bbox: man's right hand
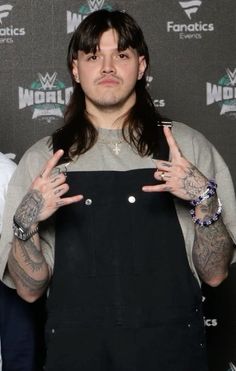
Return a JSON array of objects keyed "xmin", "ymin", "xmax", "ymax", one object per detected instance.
[{"xmin": 14, "ymin": 149, "xmax": 83, "ymax": 230}]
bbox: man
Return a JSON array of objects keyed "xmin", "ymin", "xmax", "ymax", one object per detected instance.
[{"xmin": 0, "ymin": 9, "xmax": 236, "ymax": 371}]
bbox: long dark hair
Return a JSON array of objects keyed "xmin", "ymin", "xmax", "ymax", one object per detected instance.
[{"xmin": 52, "ymin": 9, "xmax": 166, "ymax": 161}]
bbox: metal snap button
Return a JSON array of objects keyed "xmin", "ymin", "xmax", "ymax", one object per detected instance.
[
  {"xmin": 128, "ymin": 196, "xmax": 136, "ymax": 203},
  {"xmin": 85, "ymin": 198, "xmax": 92, "ymax": 205}
]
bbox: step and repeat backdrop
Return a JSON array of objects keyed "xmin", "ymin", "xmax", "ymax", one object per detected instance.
[{"xmin": 0, "ymin": 1, "xmax": 235, "ymax": 370}]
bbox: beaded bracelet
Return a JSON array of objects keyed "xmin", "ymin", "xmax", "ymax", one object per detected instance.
[
  {"xmin": 190, "ymin": 179, "xmax": 217, "ymax": 207},
  {"xmin": 190, "ymin": 198, "xmax": 222, "ymax": 227}
]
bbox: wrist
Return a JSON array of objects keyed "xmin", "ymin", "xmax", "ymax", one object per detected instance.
[
  {"xmin": 13, "ymin": 216, "xmax": 39, "ymax": 241},
  {"xmin": 190, "ymin": 197, "xmax": 222, "ymax": 227},
  {"xmin": 190, "ymin": 179, "xmax": 217, "ymax": 207},
  {"xmin": 189, "ymin": 180, "xmax": 223, "ymax": 227}
]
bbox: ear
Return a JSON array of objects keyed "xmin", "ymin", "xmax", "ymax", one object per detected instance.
[
  {"xmin": 137, "ymin": 56, "xmax": 147, "ymax": 80},
  {"xmin": 72, "ymin": 59, "xmax": 80, "ymax": 83}
]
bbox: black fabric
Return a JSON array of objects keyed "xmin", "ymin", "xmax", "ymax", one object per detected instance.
[
  {"xmin": 45, "ymin": 168, "xmax": 207, "ymax": 371},
  {"xmin": 0, "ymin": 281, "xmax": 46, "ymax": 371}
]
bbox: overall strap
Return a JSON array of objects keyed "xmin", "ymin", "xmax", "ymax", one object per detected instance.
[{"xmin": 152, "ymin": 120, "xmax": 172, "ymax": 161}]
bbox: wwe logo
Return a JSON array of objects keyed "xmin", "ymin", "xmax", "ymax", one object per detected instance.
[
  {"xmin": 0, "ymin": 4, "xmax": 13, "ymax": 24},
  {"xmin": 229, "ymin": 362, "xmax": 236, "ymax": 371},
  {"xmin": 179, "ymin": 0, "xmax": 202, "ymax": 20},
  {"xmin": 88, "ymin": 0, "xmax": 105, "ymax": 12},
  {"xmin": 226, "ymin": 68, "xmax": 236, "ymax": 86},
  {"xmin": 38, "ymin": 72, "xmax": 57, "ymax": 90}
]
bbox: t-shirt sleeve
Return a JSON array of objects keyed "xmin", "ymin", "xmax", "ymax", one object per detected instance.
[{"xmin": 0, "ymin": 139, "xmax": 55, "ymax": 288}]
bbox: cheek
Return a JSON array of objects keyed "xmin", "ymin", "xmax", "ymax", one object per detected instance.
[
  {"xmin": 122, "ymin": 67, "xmax": 139, "ymax": 84},
  {"xmin": 78, "ymin": 68, "xmax": 95, "ymax": 85},
  {"xmin": 121, "ymin": 63, "xmax": 139, "ymax": 77}
]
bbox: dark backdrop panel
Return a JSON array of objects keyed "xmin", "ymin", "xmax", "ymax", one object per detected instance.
[{"xmin": 0, "ymin": 1, "xmax": 235, "ymax": 370}]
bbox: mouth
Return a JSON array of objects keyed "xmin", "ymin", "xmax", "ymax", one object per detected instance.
[{"xmin": 97, "ymin": 78, "xmax": 120, "ymax": 85}]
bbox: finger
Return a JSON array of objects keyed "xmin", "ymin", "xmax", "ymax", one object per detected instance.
[
  {"xmin": 53, "ymin": 183, "xmax": 69, "ymax": 197},
  {"xmin": 155, "ymin": 160, "xmax": 172, "ymax": 171},
  {"xmin": 154, "ymin": 170, "xmax": 171, "ymax": 182},
  {"xmin": 50, "ymin": 172, "xmax": 67, "ymax": 186},
  {"xmin": 163, "ymin": 126, "xmax": 183, "ymax": 160},
  {"xmin": 40, "ymin": 150, "xmax": 64, "ymax": 178},
  {"xmin": 142, "ymin": 184, "xmax": 169, "ymax": 193},
  {"xmin": 56, "ymin": 194, "xmax": 83, "ymax": 207}
]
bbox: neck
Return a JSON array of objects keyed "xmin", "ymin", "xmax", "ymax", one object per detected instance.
[{"xmin": 85, "ymin": 97, "xmax": 135, "ymax": 130}]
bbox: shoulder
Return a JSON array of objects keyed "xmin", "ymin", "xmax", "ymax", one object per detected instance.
[
  {"xmin": 11, "ymin": 136, "xmax": 53, "ymax": 186},
  {"xmin": 171, "ymin": 121, "xmax": 217, "ymax": 164},
  {"xmin": 19, "ymin": 136, "xmax": 52, "ymax": 171},
  {"xmin": 171, "ymin": 121, "xmax": 210, "ymax": 149},
  {"xmin": 171, "ymin": 121, "xmax": 232, "ymax": 179},
  {"xmin": 23, "ymin": 136, "xmax": 52, "ymax": 159}
]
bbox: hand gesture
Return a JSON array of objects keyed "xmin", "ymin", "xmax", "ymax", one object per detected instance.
[
  {"xmin": 142, "ymin": 126, "xmax": 208, "ymax": 201},
  {"xmin": 14, "ymin": 150, "xmax": 83, "ymax": 229}
]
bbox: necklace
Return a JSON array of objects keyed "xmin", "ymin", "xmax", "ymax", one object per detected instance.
[{"xmin": 98, "ymin": 137, "xmax": 125, "ymax": 155}]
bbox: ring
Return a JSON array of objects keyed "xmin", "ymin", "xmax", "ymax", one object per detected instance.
[{"xmin": 160, "ymin": 171, "xmax": 165, "ymax": 181}]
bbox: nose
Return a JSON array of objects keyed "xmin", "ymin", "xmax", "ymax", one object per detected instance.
[{"xmin": 101, "ymin": 55, "xmax": 115, "ymax": 74}]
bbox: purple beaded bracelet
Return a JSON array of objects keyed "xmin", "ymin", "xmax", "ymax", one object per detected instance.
[{"xmin": 190, "ymin": 198, "xmax": 222, "ymax": 227}]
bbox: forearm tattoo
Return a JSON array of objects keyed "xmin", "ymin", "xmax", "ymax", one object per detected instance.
[
  {"xmin": 8, "ymin": 238, "xmax": 49, "ymax": 292},
  {"xmin": 193, "ymin": 197, "xmax": 233, "ymax": 282},
  {"xmin": 15, "ymin": 190, "xmax": 44, "ymax": 229}
]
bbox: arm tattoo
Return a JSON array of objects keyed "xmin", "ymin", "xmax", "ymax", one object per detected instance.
[
  {"xmin": 15, "ymin": 190, "xmax": 44, "ymax": 229},
  {"xmin": 8, "ymin": 238, "xmax": 50, "ymax": 293},
  {"xmin": 8, "ymin": 248, "xmax": 49, "ymax": 292},
  {"xmin": 18, "ymin": 239, "xmax": 45, "ymax": 273},
  {"xmin": 193, "ymin": 197, "xmax": 233, "ymax": 283}
]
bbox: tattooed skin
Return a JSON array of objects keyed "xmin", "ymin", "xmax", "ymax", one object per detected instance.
[
  {"xmin": 14, "ymin": 190, "xmax": 44, "ymax": 230},
  {"xmin": 181, "ymin": 165, "xmax": 208, "ymax": 200},
  {"xmin": 8, "ymin": 243, "xmax": 49, "ymax": 292},
  {"xmin": 18, "ymin": 238, "xmax": 45, "ymax": 272},
  {"xmin": 193, "ymin": 196, "xmax": 233, "ymax": 284}
]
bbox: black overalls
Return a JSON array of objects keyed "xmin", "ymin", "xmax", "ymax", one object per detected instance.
[{"xmin": 45, "ymin": 146, "xmax": 208, "ymax": 370}]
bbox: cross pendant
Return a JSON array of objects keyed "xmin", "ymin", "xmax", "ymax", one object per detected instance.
[{"xmin": 113, "ymin": 143, "xmax": 121, "ymax": 155}]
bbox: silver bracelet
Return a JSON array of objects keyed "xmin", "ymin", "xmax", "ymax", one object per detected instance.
[{"xmin": 13, "ymin": 216, "xmax": 39, "ymax": 241}]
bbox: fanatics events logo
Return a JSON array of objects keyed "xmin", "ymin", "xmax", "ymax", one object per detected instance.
[
  {"xmin": 18, "ymin": 72, "xmax": 73, "ymax": 123},
  {"xmin": 0, "ymin": 3, "xmax": 12, "ymax": 23},
  {"xmin": 0, "ymin": 3, "xmax": 25, "ymax": 43},
  {"xmin": 67, "ymin": 0, "xmax": 112, "ymax": 34},
  {"xmin": 167, "ymin": 0, "xmax": 214, "ymax": 39},
  {"xmin": 206, "ymin": 68, "xmax": 236, "ymax": 119},
  {"xmin": 178, "ymin": 0, "xmax": 202, "ymax": 20}
]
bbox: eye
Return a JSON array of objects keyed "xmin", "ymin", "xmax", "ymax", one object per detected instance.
[
  {"xmin": 87, "ymin": 55, "xmax": 98, "ymax": 61},
  {"xmin": 118, "ymin": 53, "xmax": 128, "ymax": 59}
]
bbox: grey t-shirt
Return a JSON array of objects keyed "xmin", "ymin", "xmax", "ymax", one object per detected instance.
[{"xmin": 0, "ymin": 121, "xmax": 236, "ymax": 288}]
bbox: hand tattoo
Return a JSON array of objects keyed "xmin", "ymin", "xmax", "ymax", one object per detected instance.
[
  {"xmin": 181, "ymin": 165, "xmax": 208, "ymax": 199},
  {"xmin": 15, "ymin": 190, "xmax": 44, "ymax": 230}
]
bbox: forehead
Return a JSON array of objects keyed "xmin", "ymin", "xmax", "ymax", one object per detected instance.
[{"xmin": 97, "ymin": 29, "xmax": 119, "ymax": 50}]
